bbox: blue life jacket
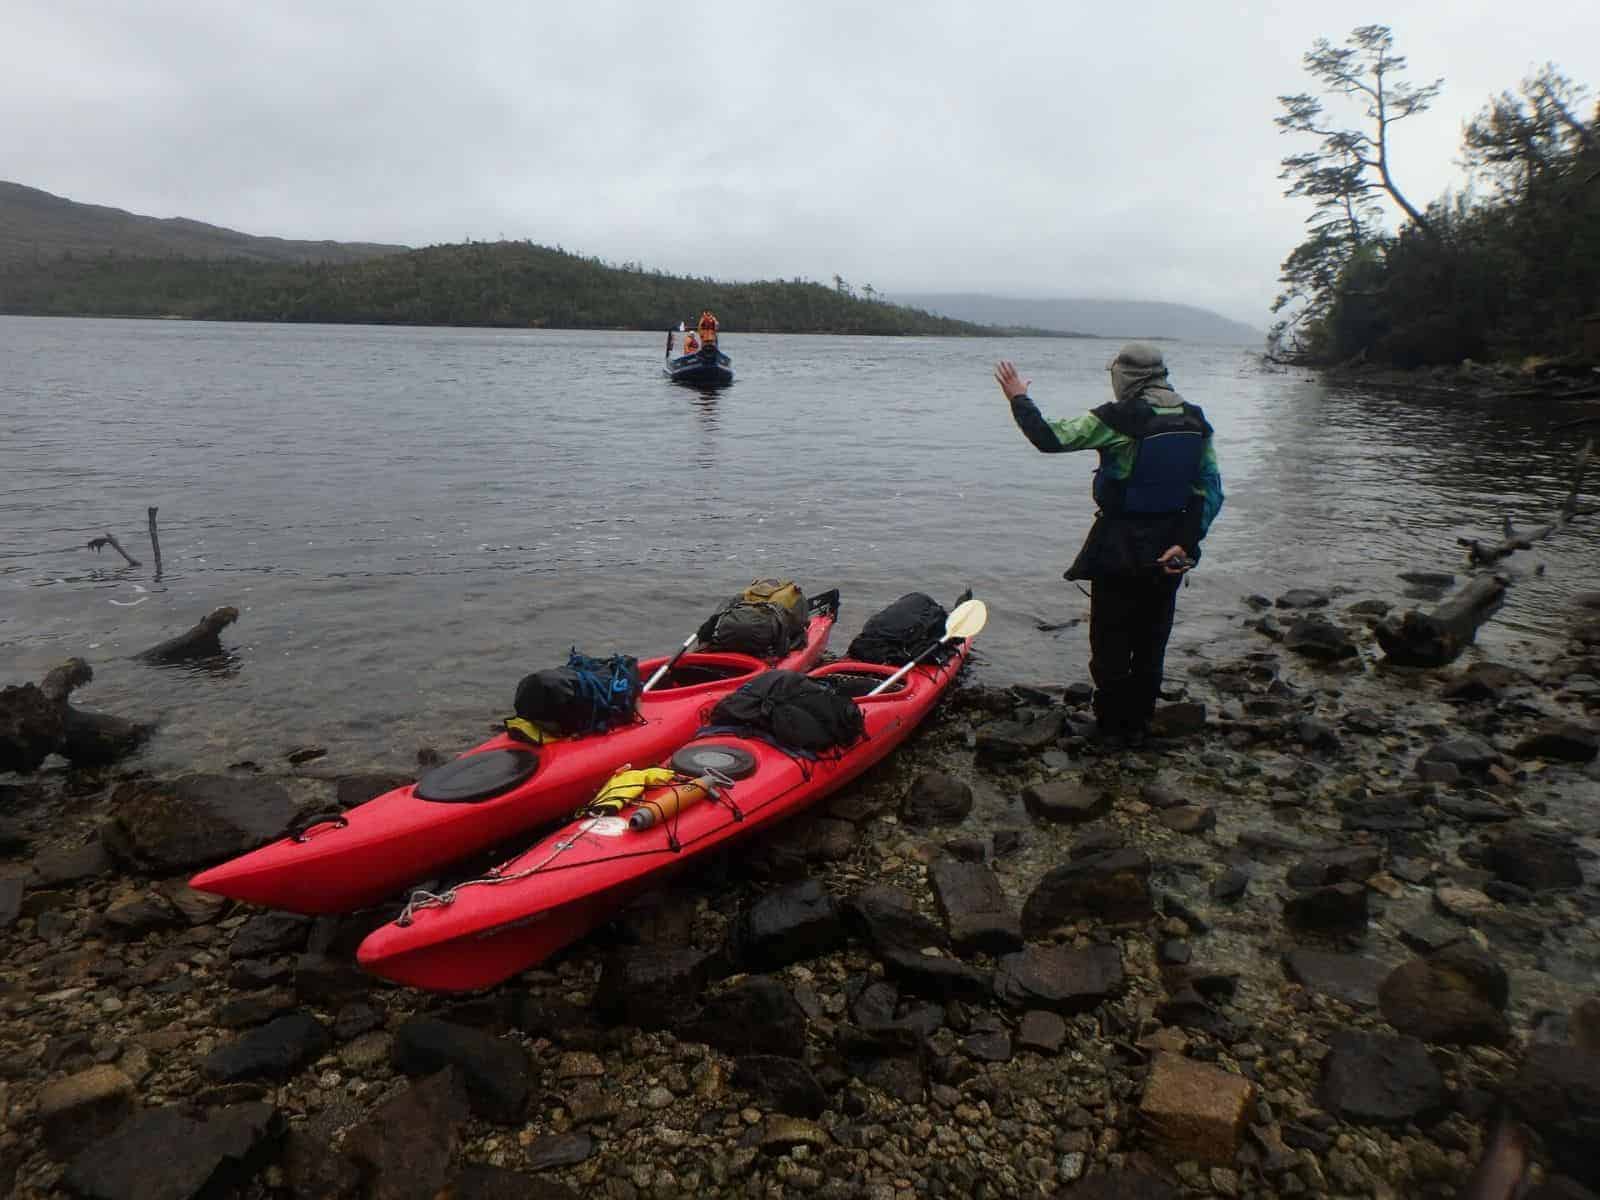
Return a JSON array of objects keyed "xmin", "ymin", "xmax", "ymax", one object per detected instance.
[{"xmin": 1091, "ymin": 402, "xmax": 1210, "ymax": 516}]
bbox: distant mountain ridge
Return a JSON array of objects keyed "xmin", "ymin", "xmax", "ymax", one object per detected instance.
[
  {"xmin": 0, "ymin": 181, "xmax": 406, "ymax": 265},
  {"xmin": 891, "ymin": 292, "xmax": 1264, "ymax": 345}
]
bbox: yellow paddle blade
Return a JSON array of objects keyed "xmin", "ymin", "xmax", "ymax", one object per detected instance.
[{"xmin": 945, "ymin": 598, "xmax": 988, "ymax": 642}]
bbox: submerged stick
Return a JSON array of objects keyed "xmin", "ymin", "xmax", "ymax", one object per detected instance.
[
  {"xmin": 87, "ymin": 532, "xmax": 139, "ymax": 568},
  {"xmin": 147, "ymin": 506, "xmax": 164, "ymax": 581}
]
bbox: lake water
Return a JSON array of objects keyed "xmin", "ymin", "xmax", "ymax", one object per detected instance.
[{"xmin": 3, "ymin": 317, "xmax": 1596, "ymax": 774}]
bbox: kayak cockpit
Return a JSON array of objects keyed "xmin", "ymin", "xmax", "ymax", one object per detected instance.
[{"xmin": 415, "ymin": 748, "xmax": 539, "ymax": 803}]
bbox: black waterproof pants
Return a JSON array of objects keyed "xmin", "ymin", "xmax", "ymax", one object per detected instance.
[{"xmin": 1089, "ymin": 573, "xmax": 1181, "ymax": 734}]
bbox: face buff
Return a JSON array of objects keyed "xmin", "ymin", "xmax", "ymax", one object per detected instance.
[{"xmin": 1109, "ymin": 342, "xmax": 1180, "ymax": 408}]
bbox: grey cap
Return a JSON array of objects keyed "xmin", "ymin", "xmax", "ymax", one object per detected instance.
[{"xmin": 1112, "ymin": 342, "xmax": 1165, "ymax": 369}]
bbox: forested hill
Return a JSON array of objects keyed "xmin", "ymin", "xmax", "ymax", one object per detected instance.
[
  {"xmin": 0, "ymin": 240, "xmax": 993, "ymax": 335},
  {"xmin": 0, "ymin": 181, "xmax": 405, "ymax": 265},
  {"xmin": 893, "ymin": 293, "xmax": 1264, "ymax": 345}
]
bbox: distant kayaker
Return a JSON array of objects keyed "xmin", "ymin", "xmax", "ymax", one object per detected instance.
[{"xmin": 994, "ymin": 344, "xmax": 1224, "ymax": 746}]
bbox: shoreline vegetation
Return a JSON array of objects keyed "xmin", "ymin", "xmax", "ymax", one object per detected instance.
[
  {"xmin": 0, "ymin": 240, "xmax": 1091, "ymax": 339},
  {"xmin": 1270, "ymin": 27, "xmax": 1599, "ymax": 371}
]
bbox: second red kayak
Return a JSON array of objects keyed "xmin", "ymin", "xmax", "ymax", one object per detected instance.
[
  {"xmin": 190, "ymin": 597, "xmax": 837, "ymax": 914},
  {"xmin": 356, "ymin": 632, "xmax": 975, "ymax": 992}
]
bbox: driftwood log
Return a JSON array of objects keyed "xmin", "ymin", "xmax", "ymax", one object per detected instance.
[
  {"xmin": 1375, "ymin": 575, "xmax": 1509, "ymax": 667},
  {"xmin": 1457, "ymin": 436, "xmax": 1593, "ymax": 565},
  {"xmin": 135, "ymin": 606, "xmax": 239, "ymax": 663},
  {"xmin": 0, "ymin": 658, "xmax": 151, "ymax": 772},
  {"xmin": 86, "ymin": 532, "xmax": 139, "ymax": 567}
]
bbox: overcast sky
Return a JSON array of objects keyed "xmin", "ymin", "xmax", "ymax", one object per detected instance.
[{"xmin": 5, "ymin": 1, "xmax": 1597, "ymax": 326}]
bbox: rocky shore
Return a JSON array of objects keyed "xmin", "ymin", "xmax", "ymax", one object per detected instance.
[{"xmin": 2, "ymin": 585, "xmax": 1598, "ymax": 1200}]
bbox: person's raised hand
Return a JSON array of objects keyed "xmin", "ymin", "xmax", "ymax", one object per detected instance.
[{"xmin": 994, "ymin": 360, "xmax": 1031, "ymax": 401}]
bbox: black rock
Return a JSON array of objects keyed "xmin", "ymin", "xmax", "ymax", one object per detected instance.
[
  {"xmin": 880, "ymin": 947, "xmax": 994, "ymax": 1002},
  {"xmin": 203, "ymin": 1012, "xmax": 331, "ymax": 1082},
  {"xmin": 975, "ymin": 711, "xmax": 1067, "ymax": 760},
  {"xmin": 392, "ymin": 1018, "xmax": 531, "ymax": 1124},
  {"xmin": 102, "ymin": 775, "xmax": 300, "ymax": 872},
  {"xmin": 1285, "ymin": 616, "xmax": 1359, "ymax": 661},
  {"xmin": 842, "ymin": 885, "xmax": 949, "ymax": 955},
  {"xmin": 1016, "ymin": 1009, "xmax": 1067, "ymax": 1054},
  {"xmin": 60, "ymin": 708, "xmax": 152, "ymax": 767},
  {"xmin": 332, "ymin": 1002, "xmax": 383, "ymax": 1041},
  {"xmin": 344, "ymin": 1067, "xmax": 470, "ymax": 1200},
  {"xmin": 1283, "ymin": 882, "xmax": 1369, "ymax": 935},
  {"xmin": 63, "ymin": 1102, "xmax": 281, "ymax": 1200},
  {"xmin": 728, "ymin": 879, "xmax": 845, "ymax": 970},
  {"xmin": 445, "ymin": 1165, "xmax": 581, "ymax": 1199},
  {"xmin": 1418, "ymin": 736, "xmax": 1500, "ymax": 773},
  {"xmin": 848, "ymin": 977, "xmax": 900, "ymax": 1029},
  {"xmin": 0, "ymin": 682, "xmax": 66, "ymax": 774},
  {"xmin": 281, "ymin": 1129, "xmax": 362, "ymax": 1200},
  {"xmin": 961, "ymin": 1023, "xmax": 1012, "ymax": 1063},
  {"xmin": 1020, "ymin": 849, "xmax": 1153, "ymax": 936},
  {"xmin": 1283, "ymin": 949, "xmax": 1388, "ymax": 1009},
  {"xmin": 1437, "ymin": 796, "xmax": 1513, "ymax": 823},
  {"xmin": 1399, "ymin": 916, "xmax": 1466, "ymax": 954},
  {"xmin": 1318, "ymin": 1030, "xmax": 1445, "ymax": 1125},
  {"xmin": 335, "ymin": 773, "xmax": 413, "ymax": 809},
  {"xmin": 1158, "ymin": 940, "xmax": 1192, "ymax": 966},
  {"xmin": 1286, "ymin": 847, "xmax": 1382, "ymax": 890},
  {"xmin": 901, "ymin": 772, "xmax": 974, "ymax": 826},
  {"xmin": 1377, "ymin": 946, "xmax": 1510, "ymax": 1046},
  {"xmin": 678, "ymin": 977, "xmax": 808, "ymax": 1058},
  {"xmin": 1276, "ymin": 589, "xmax": 1330, "ymax": 610},
  {"xmin": 32, "ymin": 840, "xmax": 115, "ymax": 886},
  {"xmin": 992, "ymin": 827, "xmax": 1026, "ymax": 857},
  {"xmin": 993, "ymin": 944, "xmax": 1123, "ymax": 1012},
  {"xmin": 594, "ymin": 945, "xmax": 711, "ymax": 1028},
  {"xmin": 1485, "ymin": 825, "xmax": 1584, "ymax": 891},
  {"xmin": 942, "ymin": 836, "xmax": 989, "ymax": 863},
  {"xmin": 1149, "ymin": 702, "xmax": 1207, "ymax": 737},
  {"xmin": 293, "ymin": 952, "xmax": 371, "ymax": 1004},
  {"xmin": 524, "ymin": 1133, "xmax": 594, "ymax": 1172},
  {"xmin": 1504, "ymin": 1044, "xmax": 1600, "ymax": 1189},
  {"xmin": 0, "ymin": 877, "xmax": 21, "ymax": 930},
  {"xmin": 229, "ymin": 912, "xmax": 313, "ymax": 960},
  {"xmin": 1021, "ymin": 779, "xmax": 1109, "ymax": 824},
  {"xmin": 1514, "ymin": 721, "xmax": 1599, "ymax": 763},
  {"xmin": 732, "ymin": 1055, "xmax": 828, "ymax": 1117},
  {"xmin": 835, "ymin": 1023, "xmax": 928, "ymax": 1104},
  {"xmin": 927, "ymin": 859, "xmax": 1022, "ymax": 957},
  {"xmin": 1210, "ymin": 868, "xmax": 1250, "ymax": 901}
]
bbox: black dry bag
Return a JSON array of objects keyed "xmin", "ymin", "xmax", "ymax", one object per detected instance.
[
  {"xmin": 707, "ymin": 670, "xmax": 865, "ymax": 752},
  {"xmin": 846, "ymin": 592, "xmax": 949, "ymax": 665},
  {"xmin": 513, "ymin": 650, "xmax": 641, "ymax": 736}
]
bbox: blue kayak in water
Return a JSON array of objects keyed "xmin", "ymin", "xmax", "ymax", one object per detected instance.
[{"xmin": 664, "ymin": 346, "xmax": 734, "ymax": 386}]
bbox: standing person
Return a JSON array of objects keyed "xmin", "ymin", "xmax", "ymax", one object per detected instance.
[
  {"xmin": 696, "ymin": 310, "xmax": 719, "ymax": 349},
  {"xmin": 994, "ymin": 344, "xmax": 1223, "ymax": 745}
]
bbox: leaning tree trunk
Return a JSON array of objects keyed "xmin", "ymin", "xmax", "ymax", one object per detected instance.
[{"xmin": 1375, "ymin": 575, "xmax": 1509, "ymax": 667}]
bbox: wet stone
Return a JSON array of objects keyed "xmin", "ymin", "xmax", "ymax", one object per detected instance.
[
  {"xmin": 901, "ymin": 771, "xmax": 974, "ymax": 826},
  {"xmin": 594, "ymin": 945, "xmax": 711, "ymax": 1028},
  {"xmin": 1378, "ymin": 946, "xmax": 1511, "ymax": 1046},
  {"xmin": 1318, "ymin": 1030, "xmax": 1445, "ymax": 1126},
  {"xmin": 728, "ymin": 878, "xmax": 845, "ymax": 970},
  {"xmin": 975, "ymin": 711, "xmax": 1067, "ymax": 760},
  {"xmin": 525, "ymin": 1133, "xmax": 593, "ymax": 1172},
  {"xmin": 1021, "ymin": 779, "xmax": 1109, "ymax": 824},
  {"xmin": 1021, "ymin": 849, "xmax": 1154, "ymax": 935},
  {"xmin": 392, "ymin": 1017, "xmax": 531, "ymax": 1124},
  {"xmin": 1399, "ymin": 915, "xmax": 1466, "ymax": 954},
  {"xmin": 1139, "ymin": 1052, "xmax": 1255, "ymax": 1166},
  {"xmin": 880, "ymin": 947, "xmax": 994, "ymax": 1002},
  {"xmin": 1284, "ymin": 616, "xmax": 1359, "ymax": 661},
  {"xmin": 678, "ymin": 977, "xmax": 808, "ymax": 1058},
  {"xmin": 994, "ymin": 944, "xmax": 1123, "ymax": 1013},
  {"xmin": 1150, "ymin": 702, "xmax": 1207, "ymax": 737},
  {"xmin": 0, "ymin": 877, "xmax": 22, "ymax": 930},
  {"xmin": 63, "ymin": 1101, "xmax": 281, "ymax": 1200},
  {"xmin": 1418, "ymin": 736, "xmax": 1501, "ymax": 773},
  {"xmin": 928, "ymin": 859, "xmax": 1022, "ymax": 957},
  {"xmin": 731, "ymin": 1056, "xmax": 827, "ymax": 1118},
  {"xmin": 1514, "ymin": 721, "xmax": 1599, "ymax": 763},
  {"xmin": 1016, "ymin": 1009, "xmax": 1067, "ymax": 1054},
  {"xmin": 1276, "ymin": 589, "xmax": 1330, "ymax": 610},
  {"xmin": 32, "ymin": 840, "xmax": 115, "ymax": 886},
  {"xmin": 1158, "ymin": 805, "xmax": 1215, "ymax": 835},
  {"xmin": 1283, "ymin": 949, "xmax": 1388, "ymax": 1009},
  {"xmin": 1286, "ymin": 847, "xmax": 1381, "ymax": 890},
  {"xmin": 202, "ymin": 1011, "xmax": 331, "ymax": 1082},
  {"xmin": 1210, "ymin": 868, "xmax": 1249, "ymax": 902},
  {"xmin": 344, "ymin": 1067, "xmax": 469, "ymax": 1200},
  {"xmin": 1485, "ymin": 825, "xmax": 1584, "ymax": 891},
  {"xmin": 1282, "ymin": 882, "xmax": 1368, "ymax": 935},
  {"xmin": 1504, "ymin": 1044, "xmax": 1600, "ymax": 1189},
  {"xmin": 37, "ymin": 1065, "xmax": 135, "ymax": 1159},
  {"xmin": 843, "ymin": 885, "xmax": 949, "ymax": 955},
  {"xmin": 228, "ymin": 912, "xmax": 313, "ymax": 960},
  {"xmin": 1434, "ymin": 885, "xmax": 1498, "ymax": 923},
  {"xmin": 101, "ymin": 775, "xmax": 300, "ymax": 873}
]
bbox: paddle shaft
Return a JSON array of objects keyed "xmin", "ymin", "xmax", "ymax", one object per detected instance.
[
  {"xmin": 641, "ymin": 633, "xmax": 697, "ymax": 692},
  {"xmin": 867, "ymin": 637, "xmax": 955, "ymax": 696}
]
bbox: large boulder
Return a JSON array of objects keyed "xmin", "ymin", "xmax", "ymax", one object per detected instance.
[
  {"xmin": 0, "ymin": 683, "xmax": 64, "ymax": 773},
  {"xmin": 900, "ymin": 772, "xmax": 973, "ymax": 826},
  {"xmin": 63, "ymin": 1102, "xmax": 280, "ymax": 1200},
  {"xmin": 727, "ymin": 879, "xmax": 845, "ymax": 969},
  {"xmin": 1021, "ymin": 850, "xmax": 1153, "ymax": 936},
  {"xmin": 392, "ymin": 1018, "xmax": 531, "ymax": 1124},
  {"xmin": 927, "ymin": 859, "xmax": 1022, "ymax": 957},
  {"xmin": 344, "ymin": 1068, "xmax": 470, "ymax": 1200},
  {"xmin": 202, "ymin": 1012, "xmax": 330, "ymax": 1082},
  {"xmin": 102, "ymin": 775, "xmax": 299, "ymax": 872},
  {"xmin": 1377, "ymin": 945, "xmax": 1510, "ymax": 1046}
]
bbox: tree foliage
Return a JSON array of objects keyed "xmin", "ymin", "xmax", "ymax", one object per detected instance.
[
  {"xmin": 1273, "ymin": 30, "xmax": 1600, "ymax": 366},
  {"xmin": 0, "ymin": 241, "xmax": 996, "ymax": 336}
]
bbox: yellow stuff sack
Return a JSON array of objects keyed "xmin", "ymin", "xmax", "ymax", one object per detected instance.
[{"xmin": 741, "ymin": 578, "xmax": 805, "ymax": 617}]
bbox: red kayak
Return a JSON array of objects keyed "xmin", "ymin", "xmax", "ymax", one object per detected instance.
[
  {"xmin": 356, "ymin": 638, "xmax": 973, "ymax": 992},
  {"xmin": 190, "ymin": 600, "xmax": 837, "ymax": 915}
]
